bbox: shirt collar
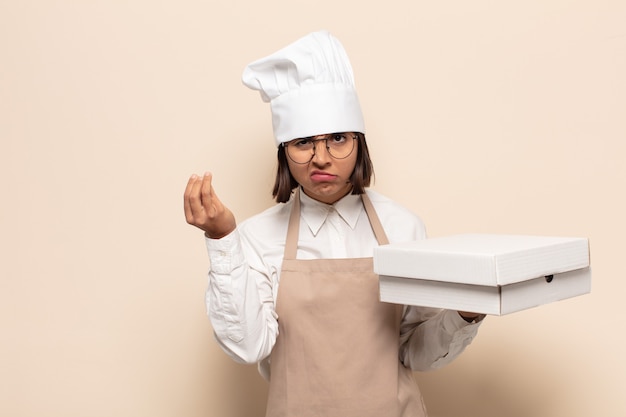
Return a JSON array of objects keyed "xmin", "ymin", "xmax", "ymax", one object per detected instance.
[{"xmin": 298, "ymin": 189, "xmax": 364, "ymax": 236}]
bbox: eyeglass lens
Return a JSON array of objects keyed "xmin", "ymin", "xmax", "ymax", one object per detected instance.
[{"xmin": 285, "ymin": 134, "xmax": 356, "ymax": 164}]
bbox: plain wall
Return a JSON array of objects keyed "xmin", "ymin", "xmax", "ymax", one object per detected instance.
[{"xmin": 1, "ymin": 1, "xmax": 625, "ymax": 416}]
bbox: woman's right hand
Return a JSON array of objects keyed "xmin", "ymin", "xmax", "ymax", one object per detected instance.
[{"xmin": 184, "ymin": 172, "xmax": 236, "ymax": 239}]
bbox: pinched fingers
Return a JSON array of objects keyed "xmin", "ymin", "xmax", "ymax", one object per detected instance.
[
  {"xmin": 184, "ymin": 174, "xmax": 204, "ymax": 226},
  {"xmin": 200, "ymin": 172, "xmax": 217, "ymax": 216},
  {"xmin": 183, "ymin": 172, "xmax": 236, "ymax": 238}
]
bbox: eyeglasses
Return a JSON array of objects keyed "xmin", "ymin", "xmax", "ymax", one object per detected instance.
[{"xmin": 282, "ymin": 133, "xmax": 357, "ymax": 164}]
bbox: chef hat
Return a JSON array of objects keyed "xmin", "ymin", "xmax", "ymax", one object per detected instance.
[{"xmin": 242, "ymin": 30, "xmax": 365, "ymax": 146}]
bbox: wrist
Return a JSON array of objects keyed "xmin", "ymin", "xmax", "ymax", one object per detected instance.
[
  {"xmin": 204, "ymin": 227, "xmax": 235, "ymax": 240},
  {"xmin": 458, "ymin": 311, "xmax": 480, "ymax": 323}
]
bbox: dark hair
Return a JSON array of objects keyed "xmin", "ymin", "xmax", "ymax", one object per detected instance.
[{"xmin": 272, "ymin": 132, "xmax": 374, "ymax": 203}]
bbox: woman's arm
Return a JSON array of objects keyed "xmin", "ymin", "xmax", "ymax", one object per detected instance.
[
  {"xmin": 399, "ymin": 306, "xmax": 484, "ymax": 371},
  {"xmin": 205, "ymin": 230, "xmax": 279, "ymax": 364},
  {"xmin": 185, "ymin": 173, "xmax": 278, "ymax": 364}
]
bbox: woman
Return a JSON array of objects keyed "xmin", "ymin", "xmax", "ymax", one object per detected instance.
[{"xmin": 184, "ymin": 31, "xmax": 483, "ymax": 417}]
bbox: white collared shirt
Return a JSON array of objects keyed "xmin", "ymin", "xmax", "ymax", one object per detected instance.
[{"xmin": 205, "ymin": 189, "xmax": 482, "ymax": 376}]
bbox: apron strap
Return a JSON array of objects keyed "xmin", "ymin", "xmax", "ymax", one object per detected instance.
[
  {"xmin": 360, "ymin": 192, "xmax": 390, "ymax": 246},
  {"xmin": 284, "ymin": 188, "xmax": 301, "ymax": 260},
  {"xmin": 283, "ymin": 188, "xmax": 390, "ymax": 260}
]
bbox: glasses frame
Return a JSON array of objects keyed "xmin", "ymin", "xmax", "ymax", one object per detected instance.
[{"xmin": 282, "ymin": 134, "xmax": 358, "ymax": 165}]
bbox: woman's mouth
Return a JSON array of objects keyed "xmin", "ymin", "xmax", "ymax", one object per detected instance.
[{"xmin": 310, "ymin": 171, "xmax": 337, "ymax": 182}]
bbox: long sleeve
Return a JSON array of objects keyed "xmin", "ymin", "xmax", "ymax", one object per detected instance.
[
  {"xmin": 399, "ymin": 306, "xmax": 484, "ymax": 371},
  {"xmin": 205, "ymin": 229, "xmax": 279, "ymax": 364}
]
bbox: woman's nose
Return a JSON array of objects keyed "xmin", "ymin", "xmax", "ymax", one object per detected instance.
[{"xmin": 311, "ymin": 140, "xmax": 331, "ymax": 163}]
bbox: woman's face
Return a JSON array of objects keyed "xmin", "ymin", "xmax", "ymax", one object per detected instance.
[{"xmin": 286, "ymin": 133, "xmax": 358, "ymax": 204}]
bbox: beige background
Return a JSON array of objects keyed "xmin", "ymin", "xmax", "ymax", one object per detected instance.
[{"xmin": 1, "ymin": 1, "xmax": 625, "ymax": 416}]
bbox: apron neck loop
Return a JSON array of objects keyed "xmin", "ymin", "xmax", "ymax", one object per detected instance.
[{"xmin": 283, "ymin": 188, "xmax": 389, "ymax": 260}]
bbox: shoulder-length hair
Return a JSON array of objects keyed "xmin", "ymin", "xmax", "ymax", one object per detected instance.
[{"xmin": 272, "ymin": 132, "xmax": 374, "ymax": 203}]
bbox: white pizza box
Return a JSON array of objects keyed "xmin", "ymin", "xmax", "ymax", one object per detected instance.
[{"xmin": 373, "ymin": 234, "xmax": 591, "ymax": 315}]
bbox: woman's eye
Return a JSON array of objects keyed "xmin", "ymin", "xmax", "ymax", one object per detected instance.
[
  {"xmin": 294, "ymin": 139, "xmax": 311, "ymax": 147},
  {"xmin": 331, "ymin": 134, "xmax": 346, "ymax": 143}
]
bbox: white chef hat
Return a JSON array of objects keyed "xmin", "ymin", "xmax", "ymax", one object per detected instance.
[{"xmin": 242, "ymin": 30, "xmax": 365, "ymax": 146}]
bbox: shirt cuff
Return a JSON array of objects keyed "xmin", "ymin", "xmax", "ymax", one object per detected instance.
[{"xmin": 205, "ymin": 228, "xmax": 245, "ymax": 274}]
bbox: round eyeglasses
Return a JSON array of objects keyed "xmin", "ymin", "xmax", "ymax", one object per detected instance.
[{"xmin": 282, "ymin": 133, "xmax": 357, "ymax": 164}]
